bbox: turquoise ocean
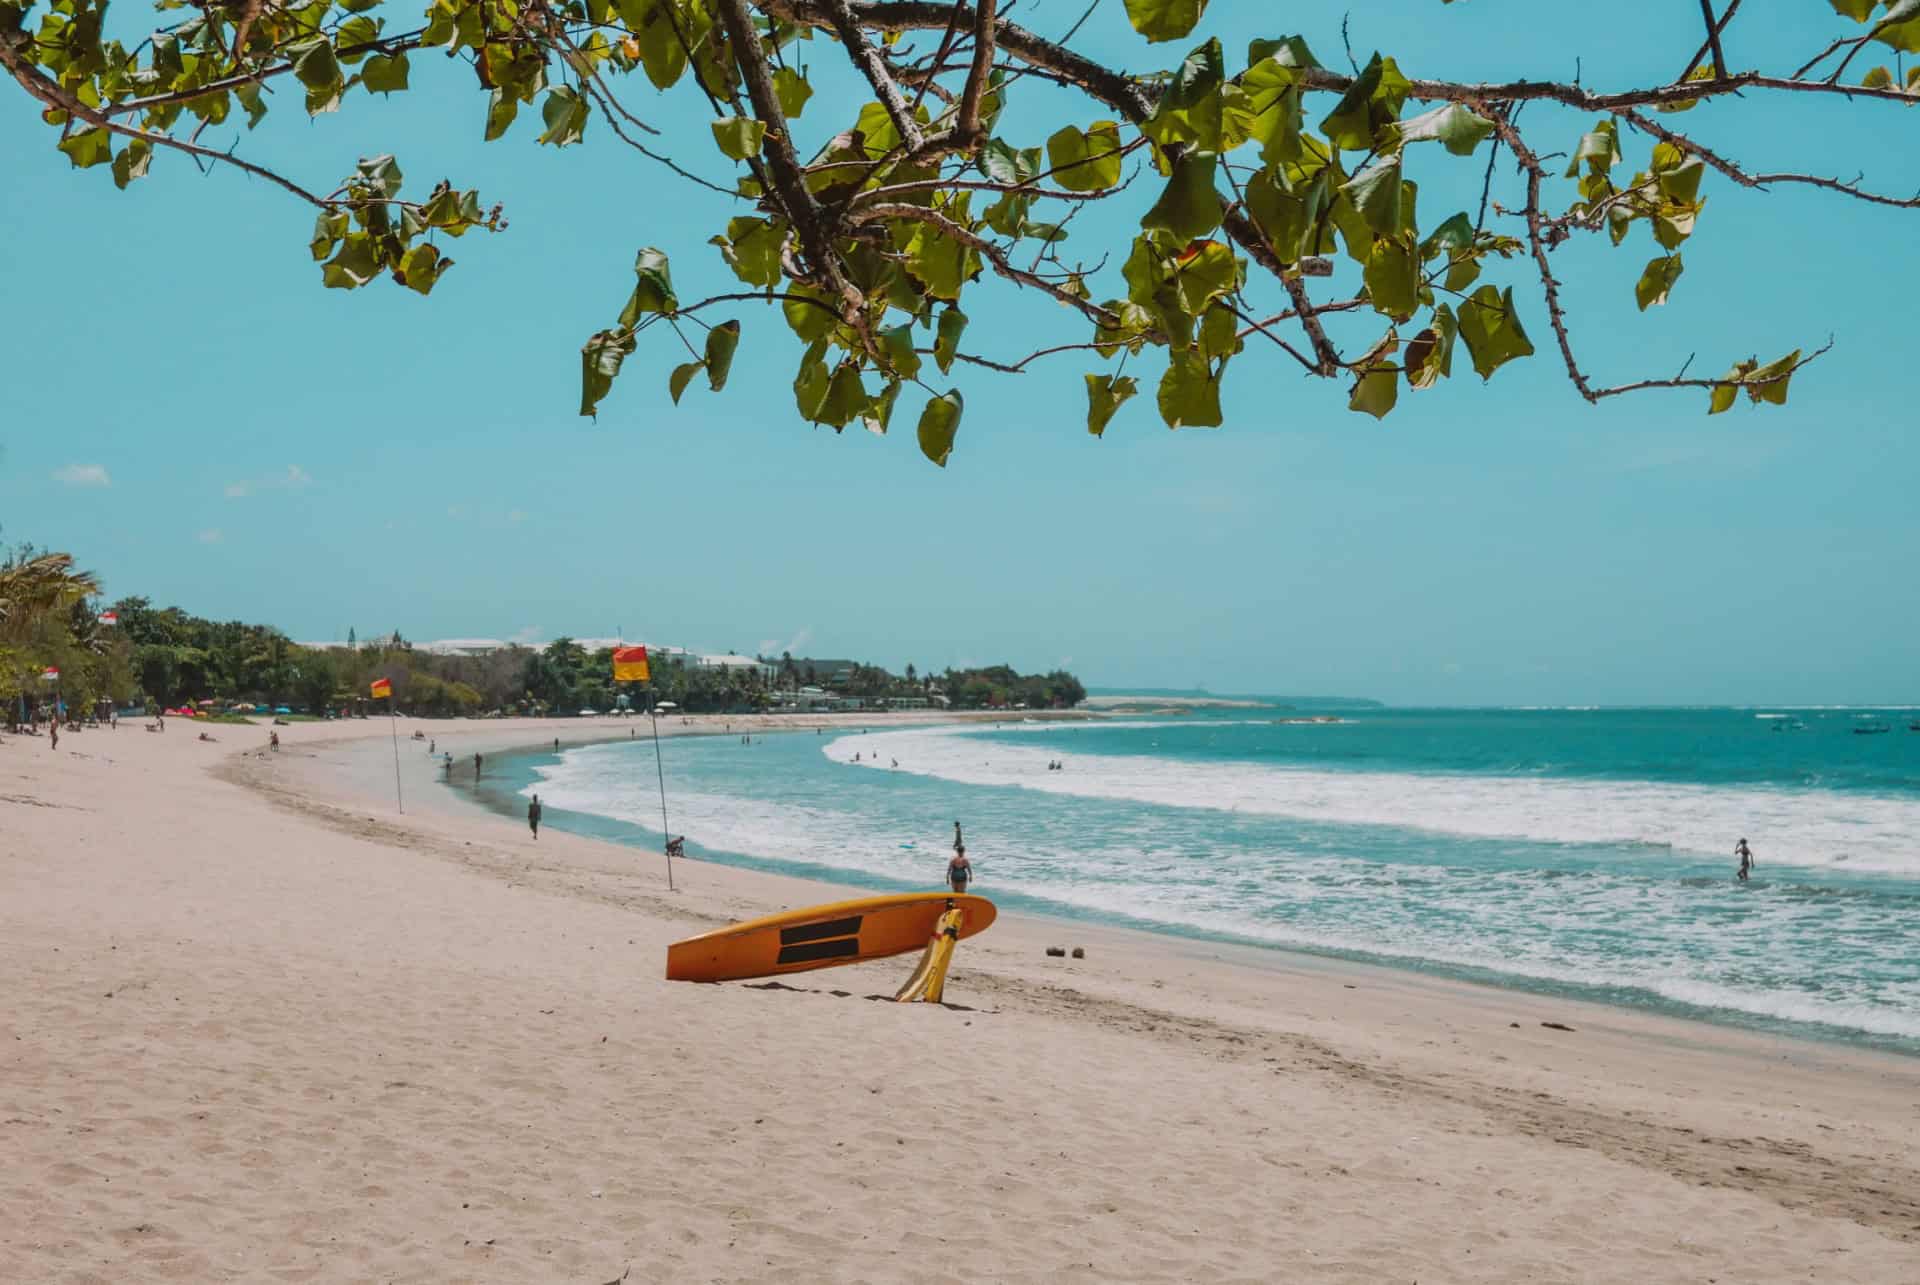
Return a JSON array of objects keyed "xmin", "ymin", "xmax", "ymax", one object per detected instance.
[{"xmin": 470, "ymin": 707, "xmax": 1920, "ymax": 1054}]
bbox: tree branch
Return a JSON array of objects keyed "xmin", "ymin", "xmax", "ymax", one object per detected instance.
[
  {"xmin": 954, "ymin": 0, "xmax": 996, "ymax": 144},
  {"xmin": 1486, "ymin": 107, "xmax": 1595, "ymax": 402},
  {"xmin": 819, "ymin": 0, "xmax": 924, "ymax": 151},
  {"xmin": 0, "ymin": 32, "xmax": 335, "ymax": 208}
]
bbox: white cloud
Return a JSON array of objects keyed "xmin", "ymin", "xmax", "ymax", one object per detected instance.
[
  {"xmin": 226, "ymin": 464, "xmax": 312, "ymax": 498},
  {"xmin": 509, "ymin": 625, "xmax": 543, "ymax": 645},
  {"xmin": 197, "ymin": 529, "xmax": 224, "ymax": 544},
  {"xmin": 53, "ymin": 464, "xmax": 110, "ymax": 487}
]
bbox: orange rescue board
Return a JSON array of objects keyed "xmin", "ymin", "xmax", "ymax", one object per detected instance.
[{"xmin": 665, "ymin": 893, "xmax": 997, "ymax": 983}]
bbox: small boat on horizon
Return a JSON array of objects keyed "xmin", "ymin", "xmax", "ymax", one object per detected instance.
[{"xmin": 1853, "ymin": 723, "xmax": 1892, "ymax": 735}]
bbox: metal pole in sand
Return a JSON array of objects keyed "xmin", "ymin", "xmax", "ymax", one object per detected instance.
[
  {"xmin": 650, "ymin": 687, "xmax": 673, "ymax": 891},
  {"xmin": 389, "ymin": 705, "xmax": 405, "ymax": 814}
]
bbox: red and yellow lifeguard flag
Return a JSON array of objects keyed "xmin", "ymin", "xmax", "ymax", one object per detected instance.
[
  {"xmin": 369, "ymin": 677, "xmax": 393, "ymax": 699},
  {"xmin": 612, "ymin": 645, "xmax": 651, "ymax": 683}
]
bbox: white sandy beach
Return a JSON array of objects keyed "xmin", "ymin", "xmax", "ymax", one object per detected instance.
[{"xmin": 3, "ymin": 712, "xmax": 1918, "ymax": 1282}]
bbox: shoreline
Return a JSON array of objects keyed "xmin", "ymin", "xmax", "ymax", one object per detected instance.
[
  {"xmin": 6, "ymin": 713, "xmax": 1918, "ymax": 1280},
  {"xmin": 440, "ymin": 718, "xmax": 1920, "ymax": 1060}
]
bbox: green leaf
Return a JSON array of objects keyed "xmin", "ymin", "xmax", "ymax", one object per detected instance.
[
  {"xmin": 1197, "ymin": 304, "xmax": 1240, "ymax": 362},
  {"xmin": 624, "ymin": 0, "xmax": 689, "ymax": 90},
  {"xmin": 817, "ymin": 365, "xmax": 869, "ymax": 429},
  {"xmin": 397, "ymin": 243, "xmax": 446, "ymax": 295},
  {"xmin": 1142, "ymin": 38, "xmax": 1224, "ymax": 150},
  {"xmin": 1746, "ymin": 349, "xmax": 1801, "ymax": 406},
  {"xmin": 1363, "ymin": 238, "xmax": 1419, "ymax": 322},
  {"xmin": 1248, "ymin": 35, "xmax": 1321, "ymax": 69},
  {"xmin": 485, "ymin": 88, "xmax": 518, "ymax": 141},
  {"xmin": 773, "ymin": 65, "xmax": 812, "ymax": 118},
  {"xmin": 1168, "ymin": 238, "xmax": 1239, "ymax": 314},
  {"xmin": 1655, "ymin": 155, "xmax": 1705, "ymax": 204},
  {"xmin": 704, "ymin": 320, "xmax": 740, "ymax": 390},
  {"xmin": 1342, "ymin": 158, "xmax": 1402, "ymax": 236},
  {"xmin": 979, "ymin": 138, "xmax": 1022, "ymax": 184},
  {"xmin": 1319, "ymin": 52, "xmax": 1409, "ymax": 151},
  {"xmin": 1122, "ymin": 0, "xmax": 1208, "ymax": 43},
  {"xmin": 362, "ymin": 51, "xmax": 410, "ymax": 95},
  {"xmin": 110, "ymin": 137, "xmax": 151, "ymax": 188},
  {"xmin": 321, "ymin": 234, "xmax": 380, "ymax": 289},
  {"xmin": 1456, "ymin": 286, "xmax": 1535, "ymax": 380},
  {"xmin": 713, "ymin": 216, "xmax": 785, "ymax": 288},
  {"xmin": 235, "ymin": 82, "xmax": 268, "ymax": 128},
  {"xmin": 1141, "ymin": 151, "xmax": 1222, "ymax": 242},
  {"xmin": 863, "ymin": 380, "xmax": 901, "ymax": 436},
  {"xmin": 618, "ymin": 247, "xmax": 678, "ymax": 324},
  {"xmin": 1392, "ymin": 102, "xmax": 1494, "ymax": 156},
  {"xmin": 782, "ymin": 288, "xmax": 836, "ymax": 343},
  {"xmin": 1828, "ymin": 0, "xmax": 1875, "ymax": 18},
  {"xmin": 1046, "ymin": 121, "xmax": 1124, "ymax": 191},
  {"xmin": 916, "ymin": 390, "xmax": 963, "ymax": 466},
  {"xmin": 1862, "ymin": 64, "xmax": 1895, "ymax": 89},
  {"xmin": 1873, "ymin": 0, "xmax": 1920, "ymax": 53},
  {"xmin": 310, "ymin": 211, "xmax": 348, "ymax": 261},
  {"xmin": 1349, "ymin": 365, "xmax": 1398, "ymax": 419},
  {"xmin": 580, "ymin": 328, "xmax": 637, "ymax": 418},
  {"xmin": 1708, "ymin": 358, "xmax": 1755, "ymax": 414},
  {"xmin": 1634, "ymin": 254, "xmax": 1684, "ymax": 310},
  {"xmin": 57, "ymin": 127, "xmax": 113, "ymax": 170},
  {"xmin": 710, "ymin": 115, "xmax": 768, "ymax": 162},
  {"xmin": 879, "ymin": 323, "xmax": 922, "ymax": 381},
  {"xmin": 539, "ymin": 86, "xmax": 590, "ymax": 146},
  {"xmin": 1652, "ymin": 204, "xmax": 1698, "ymax": 250},
  {"xmin": 1419, "ymin": 210, "xmax": 1474, "ymax": 262},
  {"xmin": 1157, "ymin": 350, "xmax": 1223, "ymax": 428},
  {"xmin": 903, "ymin": 221, "xmax": 971, "ymax": 300},
  {"xmin": 1404, "ymin": 304, "xmax": 1457, "ymax": 390},
  {"xmin": 1095, "ymin": 298, "xmax": 1157, "ymax": 358},
  {"xmin": 1085, "ymin": 374, "xmax": 1139, "ymax": 436},
  {"xmin": 1564, "ymin": 118, "xmax": 1620, "ymax": 179},
  {"xmin": 935, "ymin": 306, "xmax": 967, "ymax": 375},
  {"xmin": 356, "ymin": 154, "xmax": 405, "ymax": 199},
  {"xmin": 669, "ymin": 360, "xmax": 705, "ymax": 405},
  {"xmin": 289, "ymin": 37, "xmax": 343, "ymax": 92}
]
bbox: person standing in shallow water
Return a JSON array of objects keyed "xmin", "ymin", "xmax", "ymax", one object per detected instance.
[
  {"xmin": 947, "ymin": 845, "xmax": 973, "ymax": 895},
  {"xmin": 1735, "ymin": 838, "xmax": 1754, "ymax": 882},
  {"xmin": 528, "ymin": 794, "xmax": 542, "ymax": 839}
]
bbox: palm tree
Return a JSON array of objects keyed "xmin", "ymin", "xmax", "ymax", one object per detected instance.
[{"xmin": 0, "ymin": 549, "xmax": 101, "ymax": 643}]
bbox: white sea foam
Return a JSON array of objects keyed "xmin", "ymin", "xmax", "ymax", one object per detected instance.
[{"xmin": 824, "ymin": 725, "xmax": 1920, "ymax": 875}]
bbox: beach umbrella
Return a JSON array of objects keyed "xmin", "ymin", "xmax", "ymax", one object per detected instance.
[{"xmin": 275, "ymin": 706, "xmax": 292, "ymax": 715}]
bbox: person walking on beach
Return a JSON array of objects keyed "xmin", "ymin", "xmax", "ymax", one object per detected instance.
[
  {"xmin": 953, "ymin": 820, "xmax": 963, "ymax": 853},
  {"xmin": 947, "ymin": 845, "xmax": 973, "ymax": 895},
  {"xmin": 443, "ymin": 752, "xmax": 453, "ymax": 777},
  {"xmin": 48, "ymin": 721, "xmax": 58, "ymax": 751},
  {"xmin": 528, "ymin": 794, "xmax": 542, "ymax": 839},
  {"xmin": 1735, "ymin": 838, "xmax": 1754, "ymax": 882},
  {"xmin": 473, "ymin": 752, "xmax": 483, "ymax": 781}
]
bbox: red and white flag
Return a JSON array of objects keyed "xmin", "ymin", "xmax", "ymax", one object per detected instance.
[
  {"xmin": 98, "ymin": 610, "xmax": 118, "ymax": 625},
  {"xmin": 41, "ymin": 667, "xmax": 59, "ymax": 680}
]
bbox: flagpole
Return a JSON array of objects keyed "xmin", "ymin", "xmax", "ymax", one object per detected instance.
[
  {"xmin": 650, "ymin": 684, "xmax": 673, "ymax": 891},
  {"xmin": 388, "ymin": 701, "xmax": 404, "ymax": 814}
]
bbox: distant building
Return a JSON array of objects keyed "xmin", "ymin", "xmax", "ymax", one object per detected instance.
[
  {"xmin": 693, "ymin": 653, "xmax": 777, "ymax": 684},
  {"xmin": 886, "ymin": 696, "xmax": 930, "ymax": 710}
]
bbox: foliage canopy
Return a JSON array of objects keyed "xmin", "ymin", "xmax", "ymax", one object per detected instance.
[{"xmin": 6, "ymin": 0, "xmax": 1917, "ymax": 462}]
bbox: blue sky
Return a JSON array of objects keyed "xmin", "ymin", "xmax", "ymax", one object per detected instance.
[{"xmin": 2, "ymin": 1, "xmax": 1914, "ymax": 704}]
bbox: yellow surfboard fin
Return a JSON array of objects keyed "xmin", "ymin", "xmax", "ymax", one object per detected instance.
[{"xmin": 894, "ymin": 905, "xmax": 965, "ymax": 1003}]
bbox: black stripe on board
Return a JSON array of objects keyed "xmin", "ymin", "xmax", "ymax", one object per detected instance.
[
  {"xmin": 780, "ymin": 915, "xmax": 863, "ymax": 945},
  {"xmin": 776, "ymin": 937, "xmax": 862, "ymax": 966}
]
